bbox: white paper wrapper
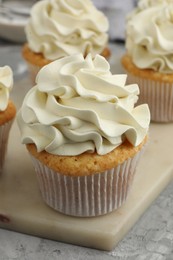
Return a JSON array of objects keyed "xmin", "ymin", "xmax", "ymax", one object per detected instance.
[
  {"xmin": 0, "ymin": 120, "xmax": 14, "ymax": 174},
  {"xmin": 30, "ymin": 147, "xmax": 144, "ymax": 217},
  {"xmin": 26, "ymin": 62, "xmax": 42, "ymax": 85},
  {"xmin": 126, "ymin": 73, "xmax": 173, "ymax": 123}
]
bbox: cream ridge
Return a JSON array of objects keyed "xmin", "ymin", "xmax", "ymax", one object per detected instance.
[
  {"xmin": 17, "ymin": 54, "xmax": 150, "ymax": 156},
  {"xmin": 25, "ymin": 0, "xmax": 109, "ymax": 60},
  {"xmin": 0, "ymin": 66, "xmax": 13, "ymax": 111},
  {"xmin": 137, "ymin": 0, "xmax": 173, "ymax": 10},
  {"xmin": 126, "ymin": 1, "xmax": 173, "ymax": 73}
]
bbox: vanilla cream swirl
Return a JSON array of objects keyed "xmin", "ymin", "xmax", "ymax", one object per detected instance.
[
  {"xmin": 0, "ymin": 66, "xmax": 13, "ymax": 111},
  {"xmin": 126, "ymin": 2, "xmax": 173, "ymax": 73},
  {"xmin": 17, "ymin": 54, "xmax": 150, "ymax": 156},
  {"xmin": 137, "ymin": 0, "xmax": 173, "ymax": 10},
  {"xmin": 25, "ymin": 0, "xmax": 109, "ymax": 60}
]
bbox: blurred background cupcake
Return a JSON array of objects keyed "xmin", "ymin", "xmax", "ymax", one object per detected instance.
[
  {"xmin": 22, "ymin": 0, "xmax": 110, "ymax": 83},
  {"xmin": 0, "ymin": 66, "xmax": 16, "ymax": 174},
  {"xmin": 121, "ymin": 0, "xmax": 173, "ymax": 122},
  {"xmin": 17, "ymin": 53, "xmax": 150, "ymax": 217}
]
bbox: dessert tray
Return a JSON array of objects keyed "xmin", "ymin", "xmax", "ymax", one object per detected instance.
[
  {"xmin": 0, "ymin": 121, "xmax": 173, "ymax": 251},
  {"xmin": 0, "ymin": 44, "xmax": 173, "ymax": 251}
]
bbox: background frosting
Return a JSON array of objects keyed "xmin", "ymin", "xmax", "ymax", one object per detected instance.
[
  {"xmin": 0, "ymin": 66, "xmax": 13, "ymax": 111},
  {"xmin": 126, "ymin": 1, "xmax": 173, "ymax": 73},
  {"xmin": 17, "ymin": 54, "xmax": 150, "ymax": 156},
  {"xmin": 26, "ymin": 0, "xmax": 109, "ymax": 60},
  {"xmin": 137, "ymin": 0, "xmax": 173, "ymax": 10}
]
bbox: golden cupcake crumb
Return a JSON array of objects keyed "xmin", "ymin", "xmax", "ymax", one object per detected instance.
[
  {"xmin": 22, "ymin": 44, "xmax": 51, "ymax": 67},
  {"xmin": 26, "ymin": 135, "xmax": 147, "ymax": 177},
  {"xmin": 121, "ymin": 54, "xmax": 173, "ymax": 83},
  {"xmin": 22, "ymin": 43, "xmax": 111, "ymax": 68},
  {"xmin": 0, "ymin": 101, "xmax": 16, "ymax": 126}
]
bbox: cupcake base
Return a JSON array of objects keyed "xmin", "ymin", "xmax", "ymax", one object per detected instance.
[
  {"xmin": 121, "ymin": 54, "xmax": 173, "ymax": 123},
  {"xmin": 30, "ymin": 152, "xmax": 140, "ymax": 217},
  {"xmin": 28, "ymin": 139, "xmax": 146, "ymax": 217},
  {"xmin": 0, "ymin": 101, "xmax": 16, "ymax": 174},
  {"xmin": 0, "ymin": 120, "xmax": 14, "ymax": 174}
]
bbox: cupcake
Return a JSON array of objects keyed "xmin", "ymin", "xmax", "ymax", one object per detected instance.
[
  {"xmin": 0, "ymin": 66, "xmax": 16, "ymax": 174},
  {"xmin": 121, "ymin": 0, "xmax": 173, "ymax": 122},
  {"xmin": 22, "ymin": 0, "xmax": 110, "ymax": 83},
  {"xmin": 17, "ymin": 53, "xmax": 150, "ymax": 217}
]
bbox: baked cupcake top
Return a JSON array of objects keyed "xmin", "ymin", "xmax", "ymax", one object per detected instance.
[
  {"xmin": 126, "ymin": 0, "xmax": 173, "ymax": 73},
  {"xmin": 0, "ymin": 66, "xmax": 13, "ymax": 111},
  {"xmin": 25, "ymin": 0, "xmax": 109, "ymax": 60},
  {"xmin": 17, "ymin": 53, "xmax": 150, "ymax": 156}
]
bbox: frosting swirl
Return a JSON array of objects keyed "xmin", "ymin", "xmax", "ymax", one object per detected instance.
[
  {"xmin": 126, "ymin": 1, "xmax": 173, "ymax": 73},
  {"xmin": 25, "ymin": 0, "xmax": 109, "ymax": 60},
  {"xmin": 17, "ymin": 54, "xmax": 150, "ymax": 156},
  {"xmin": 0, "ymin": 66, "xmax": 13, "ymax": 111},
  {"xmin": 136, "ymin": 0, "xmax": 173, "ymax": 10}
]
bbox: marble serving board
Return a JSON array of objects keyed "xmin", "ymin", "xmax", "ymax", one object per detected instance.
[{"xmin": 0, "ymin": 120, "xmax": 173, "ymax": 251}]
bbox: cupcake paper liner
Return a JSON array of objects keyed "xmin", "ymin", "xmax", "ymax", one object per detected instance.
[
  {"xmin": 30, "ymin": 147, "xmax": 144, "ymax": 217},
  {"xmin": 26, "ymin": 62, "xmax": 42, "ymax": 85},
  {"xmin": 0, "ymin": 120, "xmax": 13, "ymax": 174},
  {"xmin": 126, "ymin": 73, "xmax": 173, "ymax": 123}
]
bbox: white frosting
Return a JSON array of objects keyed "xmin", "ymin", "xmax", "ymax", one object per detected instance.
[
  {"xmin": 25, "ymin": 0, "xmax": 109, "ymax": 60},
  {"xmin": 0, "ymin": 66, "xmax": 13, "ymax": 111},
  {"xmin": 126, "ymin": 1, "xmax": 173, "ymax": 73},
  {"xmin": 17, "ymin": 54, "xmax": 150, "ymax": 156},
  {"xmin": 137, "ymin": 0, "xmax": 173, "ymax": 10}
]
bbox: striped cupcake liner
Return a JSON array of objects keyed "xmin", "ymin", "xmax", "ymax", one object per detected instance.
[
  {"xmin": 26, "ymin": 62, "xmax": 42, "ymax": 85},
  {"xmin": 126, "ymin": 73, "xmax": 173, "ymax": 123},
  {"xmin": 0, "ymin": 120, "xmax": 14, "ymax": 174},
  {"xmin": 30, "ymin": 148, "xmax": 144, "ymax": 217}
]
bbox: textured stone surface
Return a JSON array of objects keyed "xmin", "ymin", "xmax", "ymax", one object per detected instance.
[{"xmin": 110, "ymin": 182, "xmax": 173, "ymax": 259}]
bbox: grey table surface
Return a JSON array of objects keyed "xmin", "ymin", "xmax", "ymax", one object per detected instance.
[{"xmin": 0, "ymin": 40, "xmax": 173, "ymax": 260}]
